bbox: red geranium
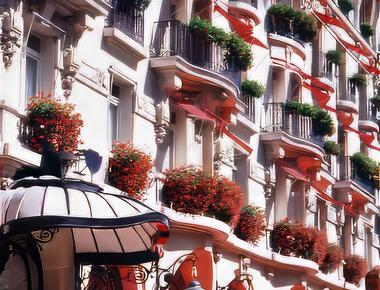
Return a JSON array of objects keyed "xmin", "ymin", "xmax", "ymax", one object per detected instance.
[
  {"xmin": 161, "ymin": 166, "xmax": 218, "ymax": 215},
  {"xmin": 271, "ymin": 219, "xmax": 328, "ymax": 264},
  {"xmin": 320, "ymin": 244, "xmax": 344, "ymax": 273},
  {"xmin": 343, "ymin": 255, "xmax": 368, "ymax": 286},
  {"xmin": 209, "ymin": 176, "xmax": 243, "ymax": 223},
  {"xmin": 108, "ymin": 143, "xmax": 153, "ymax": 200},
  {"xmin": 23, "ymin": 93, "xmax": 83, "ymax": 152},
  {"xmin": 234, "ymin": 205, "xmax": 266, "ymax": 245}
]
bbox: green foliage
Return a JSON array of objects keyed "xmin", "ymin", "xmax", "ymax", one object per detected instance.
[
  {"xmin": 284, "ymin": 101, "xmax": 335, "ymax": 137},
  {"xmin": 349, "ymin": 73, "xmax": 367, "ymax": 86},
  {"xmin": 360, "ymin": 23, "xmax": 374, "ymax": 39},
  {"xmin": 267, "ymin": 4, "xmax": 317, "ymax": 42},
  {"xmin": 188, "ymin": 17, "xmax": 253, "ymax": 71},
  {"xmin": 326, "ymin": 50, "xmax": 341, "ymax": 66},
  {"xmin": 224, "ymin": 33, "xmax": 253, "ymax": 71},
  {"xmin": 351, "ymin": 152, "xmax": 379, "ymax": 182},
  {"xmin": 338, "ymin": 0, "xmax": 354, "ymax": 15},
  {"xmin": 241, "ymin": 80, "xmax": 265, "ymax": 98},
  {"xmin": 323, "ymin": 141, "xmax": 341, "ymax": 155}
]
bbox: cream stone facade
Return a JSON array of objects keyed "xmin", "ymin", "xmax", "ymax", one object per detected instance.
[{"xmin": 0, "ymin": 0, "xmax": 379, "ymax": 289}]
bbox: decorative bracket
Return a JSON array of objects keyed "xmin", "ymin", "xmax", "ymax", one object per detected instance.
[
  {"xmin": 61, "ymin": 48, "xmax": 79, "ymax": 98},
  {"xmin": 0, "ymin": 3, "xmax": 23, "ymax": 68}
]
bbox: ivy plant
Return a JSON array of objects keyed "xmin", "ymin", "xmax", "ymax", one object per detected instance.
[
  {"xmin": 360, "ymin": 23, "xmax": 374, "ymax": 39},
  {"xmin": 351, "ymin": 153, "xmax": 379, "ymax": 183}
]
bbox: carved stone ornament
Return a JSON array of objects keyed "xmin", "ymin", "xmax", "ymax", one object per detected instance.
[
  {"xmin": 214, "ymin": 136, "xmax": 234, "ymax": 172},
  {"xmin": 0, "ymin": 3, "xmax": 23, "ymax": 68},
  {"xmin": 61, "ymin": 48, "xmax": 79, "ymax": 98},
  {"xmin": 155, "ymin": 100, "xmax": 170, "ymax": 144}
]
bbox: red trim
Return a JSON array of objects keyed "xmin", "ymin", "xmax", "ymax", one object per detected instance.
[
  {"xmin": 176, "ymin": 103, "xmax": 215, "ymax": 122},
  {"xmin": 313, "ymin": 11, "xmax": 346, "ymax": 29},
  {"xmin": 214, "ymin": 1, "xmax": 268, "ymax": 49},
  {"xmin": 277, "ymin": 160, "xmax": 309, "ymax": 181},
  {"xmin": 223, "ymin": 127, "xmax": 253, "ymax": 154},
  {"xmin": 311, "ymin": 180, "xmax": 343, "ymax": 207}
]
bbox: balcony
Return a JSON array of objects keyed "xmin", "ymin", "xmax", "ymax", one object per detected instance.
[
  {"xmin": 260, "ymin": 103, "xmax": 324, "ymax": 158},
  {"xmin": 336, "ymin": 77, "xmax": 359, "ymax": 114},
  {"xmin": 335, "ymin": 155, "xmax": 376, "ymax": 202},
  {"xmin": 228, "ymin": 0, "xmax": 260, "ymax": 26},
  {"xmin": 149, "ymin": 20, "xmax": 239, "ymax": 100},
  {"xmin": 268, "ymin": 34, "xmax": 306, "ymax": 71},
  {"xmin": 56, "ymin": 0, "xmax": 111, "ymax": 16},
  {"xmin": 104, "ymin": 1, "xmax": 147, "ymax": 59},
  {"xmin": 238, "ymin": 94, "xmax": 255, "ymax": 122}
]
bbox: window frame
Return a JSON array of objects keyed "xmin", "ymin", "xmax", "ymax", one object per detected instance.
[{"xmin": 25, "ymin": 37, "xmax": 41, "ymax": 105}]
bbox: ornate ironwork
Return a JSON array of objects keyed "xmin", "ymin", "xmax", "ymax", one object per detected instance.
[{"xmin": 32, "ymin": 228, "xmax": 59, "ymax": 250}]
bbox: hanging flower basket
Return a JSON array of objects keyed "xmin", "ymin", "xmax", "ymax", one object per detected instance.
[
  {"xmin": 108, "ymin": 142, "xmax": 153, "ymax": 200},
  {"xmin": 343, "ymin": 255, "xmax": 368, "ymax": 286},
  {"xmin": 22, "ymin": 93, "xmax": 83, "ymax": 153},
  {"xmin": 320, "ymin": 244, "xmax": 344, "ymax": 273},
  {"xmin": 234, "ymin": 205, "xmax": 266, "ymax": 245}
]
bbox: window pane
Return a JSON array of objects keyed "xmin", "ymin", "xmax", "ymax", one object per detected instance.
[{"xmin": 26, "ymin": 55, "xmax": 38, "ymax": 99}]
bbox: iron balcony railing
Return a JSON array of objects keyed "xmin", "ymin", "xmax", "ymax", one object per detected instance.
[
  {"xmin": 108, "ymin": 0, "xmax": 144, "ymax": 45},
  {"xmin": 229, "ymin": 0, "xmax": 258, "ymax": 8},
  {"xmin": 239, "ymin": 94, "xmax": 255, "ymax": 121},
  {"xmin": 261, "ymin": 102, "xmax": 324, "ymax": 145},
  {"xmin": 150, "ymin": 20, "xmax": 241, "ymax": 86},
  {"xmin": 338, "ymin": 155, "xmax": 375, "ymax": 195},
  {"xmin": 312, "ymin": 51, "xmax": 337, "ymax": 80},
  {"xmin": 337, "ymin": 76, "xmax": 358, "ymax": 103}
]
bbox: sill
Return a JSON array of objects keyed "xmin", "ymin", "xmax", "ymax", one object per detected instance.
[{"xmin": 103, "ymin": 27, "xmax": 148, "ymax": 60}]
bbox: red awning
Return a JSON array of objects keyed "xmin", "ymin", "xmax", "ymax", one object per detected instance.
[
  {"xmin": 223, "ymin": 127, "xmax": 253, "ymax": 155},
  {"xmin": 311, "ymin": 180, "xmax": 343, "ymax": 208},
  {"xmin": 176, "ymin": 103, "xmax": 215, "ymax": 122},
  {"xmin": 277, "ymin": 160, "xmax": 308, "ymax": 181}
]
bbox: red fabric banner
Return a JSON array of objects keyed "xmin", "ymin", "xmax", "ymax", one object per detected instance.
[
  {"xmin": 313, "ymin": 11, "xmax": 346, "ymax": 29},
  {"xmin": 214, "ymin": 1, "xmax": 268, "ymax": 48}
]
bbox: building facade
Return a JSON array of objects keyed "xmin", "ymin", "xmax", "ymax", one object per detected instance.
[{"xmin": 0, "ymin": 0, "xmax": 379, "ymax": 289}]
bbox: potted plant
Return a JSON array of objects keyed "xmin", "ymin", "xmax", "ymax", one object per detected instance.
[
  {"xmin": 284, "ymin": 101, "xmax": 335, "ymax": 137},
  {"xmin": 349, "ymin": 73, "xmax": 367, "ymax": 87},
  {"xmin": 267, "ymin": 4, "xmax": 316, "ymax": 42},
  {"xmin": 338, "ymin": 0, "xmax": 354, "ymax": 15},
  {"xmin": 188, "ymin": 17, "xmax": 253, "ymax": 71},
  {"xmin": 22, "ymin": 93, "xmax": 83, "ymax": 153},
  {"xmin": 223, "ymin": 33, "xmax": 253, "ymax": 71},
  {"xmin": 343, "ymin": 255, "xmax": 368, "ymax": 286},
  {"xmin": 351, "ymin": 152, "xmax": 379, "ymax": 182},
  {"xmin": 234, "ymin": 205, "xmax": 266, "ymax": 245},
  {"xmin": 320, "ymin": 244, "xmax": 344, "ymax": 273},
  {"xmin": 108, "ymin": 142, "xmax": 153, "ymax": 200},
  {"xmin": 326, "ymin": 50, "xmax": 341, "ymax": 66},
  {"xmin": 209, "ymin": 176, "xmax": 243, "ymax": 223},
  {"xmin": 360, "ymin": 23, "xmax": 374, "ymax": 39},
  {"xmin": 161, "ymin": 166, "xmax": 219, "ymax": 215},
  {"xmin": 241, "ymin": 80, "xmax": 265, "ymax": 98},
  {"xmin": 271, "ymin": 219, "xmax": 328, "ymax": 264},
  {"xmin": 323, "ymin": 141, "xmax": 341, "ymax": 155}
]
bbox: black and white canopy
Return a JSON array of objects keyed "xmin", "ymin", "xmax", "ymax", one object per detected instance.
[{"xmin": 0, "ymin": 176, "xmax": 169, "ymax": 265}]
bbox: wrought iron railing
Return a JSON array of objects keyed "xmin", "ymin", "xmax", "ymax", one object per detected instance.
[
  {"xmin": 229, "ymin": 0, "xmax": 258, "ymax": 8},
  {"xmin": 108, "ymin": 0, "xmax": 144, "ymax": 45},
  {"xmin": 239, "ymin": 94, "xmax": 255, "ymax": 121},
  {"xmin": 312, "ymin": 51, "xmax": 337, "ymax": 80},
  {"xmin": 150, "ymin": 20, "xmax": 240, "ymax": 85},
  {"xmin": 337, "ymin": 77, "xmax": 358, "ymax": 103},
  {"xmin": 338, "ymin": 155, "xmax": 375, "ymax": 195},
  {"xmin": 261, "ymin": 103, "xmax": 324, "ymax": 144}
]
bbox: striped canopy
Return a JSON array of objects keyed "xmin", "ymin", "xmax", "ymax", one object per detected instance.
[{"xmin": 0, "ymin": 176, "xmax": 169, "ymax": 265}]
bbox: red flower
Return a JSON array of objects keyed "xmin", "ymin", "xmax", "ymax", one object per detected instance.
[
  {"xmin": 23, "ymin": 93, "xmax": 83, "ymax": 152},
  {"xmin": 343, "ymin": 255, "xmax": 368, "ymax": 286},
  {"xmin": 108, "ymin": 143, "xmax": 153, "ymax": 200},
  {"xmin": 234, "ymin": 205, "xmax": 266, "ymax": 245}
]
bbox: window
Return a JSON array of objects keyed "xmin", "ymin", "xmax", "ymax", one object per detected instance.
[
  {"xmin": 109, "ymin": 84, "xmax": 120, "ymax": 145},
  {"xmin": 193, "ymin": 120, "xmax": 203, "ymax": 143},
  {"xmin": 25, "ymin": 35, "xmax": 41, "ymax": 101}
]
